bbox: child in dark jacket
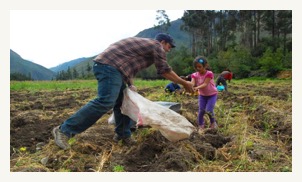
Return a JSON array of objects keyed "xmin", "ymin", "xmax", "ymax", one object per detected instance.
[{"xmin": 165, "ymin": 82, "xmax": 181, "ymax": 93}]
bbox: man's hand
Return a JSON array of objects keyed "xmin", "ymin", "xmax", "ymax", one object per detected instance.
[
  {"xmin": 161, "ymin": 71, "xmax": 193, "ymax": 93},
  {"xmin": 183, "ymin": 81, "xmax": 194, "ymax": 93},
  {"xmin": 129, "ymin": 85, "xmax": 137, "ymax": 92}
]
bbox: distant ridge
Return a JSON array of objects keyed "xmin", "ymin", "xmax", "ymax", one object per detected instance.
[
  {"xmin": 10, "ymin": 49, "xmax": 56, "ymax": 80},
  {"xmin": 49, "ymin": 57, "xmax": 88, "ymax": 73}
]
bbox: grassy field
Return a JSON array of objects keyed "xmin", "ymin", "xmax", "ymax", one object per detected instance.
[
  {"xmin": 10, "ymin": 79, "xmax": 171, "ymax": 91},
  {"xmin": 10, "ymin": 78, "xmax": 292, "ymax": 172},
  {"xmin": 10, "ymin": 78, "xmax": 290, "ymax": 91}
]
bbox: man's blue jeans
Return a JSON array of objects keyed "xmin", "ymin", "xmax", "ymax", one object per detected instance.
[{"xmin": 60, "ymin": 62, "xmax": 132, "ymax": 138}]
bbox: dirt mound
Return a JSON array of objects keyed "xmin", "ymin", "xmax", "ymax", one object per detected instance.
[{"xmin": 105, "ymin": 129, "xmax": 230, "ymax": 172}]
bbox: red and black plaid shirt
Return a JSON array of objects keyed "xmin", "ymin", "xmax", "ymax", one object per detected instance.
[{"xmin": 94, "ymin": 37, "xmax": 172, "ymax": 84}]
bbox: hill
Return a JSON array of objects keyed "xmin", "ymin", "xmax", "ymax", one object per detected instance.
[
  {"xmin": 49, "ymin": 58, "xmax": 88, "ymax": 73},
  {"xmin": 70, "ymin": 56, "xmax": 97, "ymax": 76},
  {"xmin": 10, "ymin": 49, "xmax": 56, "ymax": 80},
  {"xmin": 135, "ymin": 19, "xmax": 190, "ymax": 48}
]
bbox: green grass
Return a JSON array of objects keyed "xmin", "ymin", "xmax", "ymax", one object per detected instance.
[
  {"xmin": 113, "ymin": 165, "xmax": 125, "ymax": 172},
  {"xmin": 10, "ymin": 80, "xmax": 97, "ymax": 91},
  {"xmin": 133, "ymin": 79, "xmax": 170, "ymax": 88},
  {"xmin": 10, "ymin": 79, "xmax": 171, "ymax": 92},
  {"xmin": 10, "ymin": 78, "xmax": 291, "ymax": 92}
]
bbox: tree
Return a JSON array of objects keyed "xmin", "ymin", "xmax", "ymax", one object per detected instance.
[
  {"xmin": 168, "ymin": 46, "xmax": 194, "ymax": 75},
  {"xmin": 181, "ymin": 10, "xmax": 200, "ymax": 56},
  {"xmin": 276, "ymin": 10, "xmax": 292, "ymax": 66},
  {"xmin": 182, "ymin": 10, "xmax": 240, "ymax": 56},
  {"xmin": 259, "ymin": 48, "xmax": 283, "ymax": 77},
  {"xmin": 154, "ymin": 10, "xmax": 171, "ymax": 32},
  {"xmin": 73, "ymin": 68, "xmax": 79, "ymax": 79},
  {"xmin": 86, "ymin": 62, "xmax": 92, "ymax": 72},
  {"xmin": 67, "ymin": 66, "xmax": 72, "ymax": 79},
  {"xmin": 10, "ymin": 72, "xmax": 32, "ymax": 81}
]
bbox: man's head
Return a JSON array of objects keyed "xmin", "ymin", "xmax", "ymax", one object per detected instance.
[{"xmin": 155, "ymin": 33, "xmax": 176, "ymax": 52}]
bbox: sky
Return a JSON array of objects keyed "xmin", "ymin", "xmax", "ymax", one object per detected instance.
[{"xmin": 10, "ymin": 10, "xmax": 184, "ymax": 68}]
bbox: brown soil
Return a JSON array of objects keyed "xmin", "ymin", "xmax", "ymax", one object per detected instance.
[
  {"xmin": 10, "ymin": 81, "xmax": 292, "ymax": 172},
  {"xmin": 276, "ymin": 70, "xmax": 292, "ymax": 79}
]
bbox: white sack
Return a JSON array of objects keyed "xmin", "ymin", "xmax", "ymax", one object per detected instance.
[
  {"xmin": 108, "ymin": 113, "xmax": 115, "ymax": 125},
  {"xmin": 121, "ymin": 88, "xmax": 196, "ymax": 142}
]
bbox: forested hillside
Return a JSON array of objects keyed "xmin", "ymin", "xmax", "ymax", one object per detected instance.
[
  {"xmin": 49, "ymin": 58, "xmax": 88, "ymax": 73},
  {"xmin": 137, "ymin": 10, "xmax": 292, "ymax": 80},
  {"xmin": 54, "ymin": 56, "xmax": 96, "ymax": 80},
  {"xmin": 136, "ymin": 18, "xmax": 191, "ymax": 48},
  {"xmin": 10, "ymin": 50, "xmax": 56, "ymax": 80}
]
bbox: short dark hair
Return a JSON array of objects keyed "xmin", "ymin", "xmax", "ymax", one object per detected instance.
[{"xmin": 155, "ymin": 33, "xmax": 176, "ymax": 48}]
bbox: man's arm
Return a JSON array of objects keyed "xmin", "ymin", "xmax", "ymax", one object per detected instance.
[{"xmin": 161, "ymin": 71, "xmax": 193, "ymax": 93}]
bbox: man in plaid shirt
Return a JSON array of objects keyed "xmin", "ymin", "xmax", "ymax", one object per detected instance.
[{"xmin": 52, "ymin": 33, "xmax": 194, "ymax": 149}]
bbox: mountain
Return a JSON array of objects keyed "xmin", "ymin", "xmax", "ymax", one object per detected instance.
[
  {"xmin": 49, "ymin": 57, "xmax": 88, "ymax": 73},
  {"xmin": 135, "ymin": 18, "xmax": 190, "ymax": 48},
  {"xmin": 69, "ymin": 19, "xmax": 191, "ymax": 75},
  {"xmin": 70, "ymin": 56, "xmax": 97, "ymax": 76},
  {"xmin": 10, "ymin": 49, "xmax": 56, "ymax": 80}
]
